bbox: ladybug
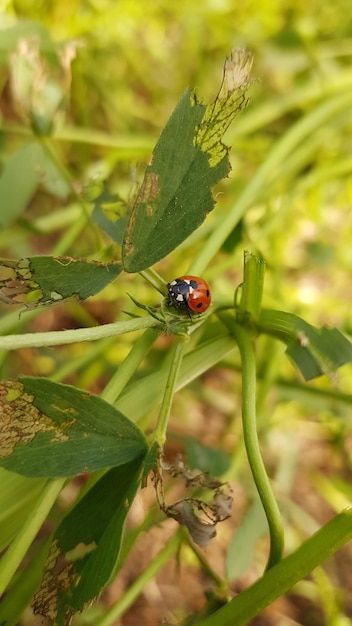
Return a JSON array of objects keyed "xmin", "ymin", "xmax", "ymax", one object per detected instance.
[{"xmin": 167, "ymin": 276, "xmax": 211, "ymax": 314}]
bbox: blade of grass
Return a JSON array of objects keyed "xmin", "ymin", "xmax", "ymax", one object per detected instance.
[
  {"xmin": 191, "ymin": 508, "xmax": 352, "ymax": 626},
  {"xmin": 0, "ymin": 479, "xmax": 65, "ymax": 596},
  {"xmin": 190, "ymin": 91, "xmax": 352, "ymax": 275},
  {"xmin": 94, "ymin": 533, "xmax": 181, "ymax": 626}
]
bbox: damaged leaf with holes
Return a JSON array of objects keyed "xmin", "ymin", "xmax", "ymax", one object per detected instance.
[
  {"xmin": 0, "ymin": 378, "xmax": 147, "ymax": 477},
  {"xmin": 121, "ymin": 49, "xmax": 253, "ymax": 272},
  {"xmin": 33, "ymin": 460, "xmax": 144, "ymax": 624},
  {"xmin": 154, "ymin": 453, "xmax": 233, "ymax": 548},
  {"xmin": 0, "ymin": 256, "xmax": 122, "ymax": 308}
]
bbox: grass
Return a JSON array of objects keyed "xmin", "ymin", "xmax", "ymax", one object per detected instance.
[{"xmin": 0, "ymin": 1, "xmax": 352, "ymax": 624}]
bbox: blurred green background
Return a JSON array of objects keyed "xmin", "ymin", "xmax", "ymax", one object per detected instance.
[{"xmin": 0, "ymin": 1, "xmax": 352, "ymax": 623}]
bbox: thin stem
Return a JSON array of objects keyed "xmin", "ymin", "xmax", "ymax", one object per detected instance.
[
  {"xmin": 189, "ymin": 541, "xmax": 229, "ymax": 595},
  {"xmin": 52, "ymin": 213, "xmax": 88, "ymax": 256},
  {"xmin": 153, "ymin": 339, "xmax": 187, "ymax": 446},
  {"xmin": 0, "ymin": 316, "xmax": 160, "ymax": 350},
  {"xmin": 221, "ymin": 315, "xmax": 284, "ymax": 569},
  {"xmin": 0, "ymin": 479, "xmax": 65, "ymax": 596},
  {"xmin": 94, "ymin": 532, "xmax": 181, "ymax": 626},
  {"xmin": 102, "ymin": 328, "xmax": 158, "ymax": 404},
  {"xmin": 139, "ymin": 268, "xmax": 167, "ymax": 295},
  {"xmin": 3, "ymin": 120, "xmax": 154, "ymax": 155}
]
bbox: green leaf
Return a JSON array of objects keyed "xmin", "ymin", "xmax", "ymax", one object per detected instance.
[
  {"xmin": 315, "ymin": 326, "xmax": 352, "ymax": 368},
  {"xmin": 0, "ymin": 378, "xmax": 147, "ymax": 477},
  {"xmin": 225, "ymin": 499, "xmax": 268, "ymax": 581},
  {"xmin": 0, "ymin": 468, "xmax": 46, "ymax": 551},
  {"xmin": 0, "ymin": 143, "xmax": 69, "ymax": 227},
  {"xmin": 258, "ymin": 309, "xmax": 352, "ymax": 380},
  {"xmin": 122, "ymin": 49, "xmax": 253, "ymax": 272},
  {"xmin": 185, "ymin": 437, "xmax": 231, "ymax": 476},
  {"xmin": 0, "ymin": 144, "xmax": 42, "ymax": 227},
  {"xmin": 91, "ymin": 181, "xmax": 130, "ymax": 246},
  {"xmin": 286, "ymin": 341, "xmax": 323, "ymax": 380},
  {"xmin": 233, "ymin": 253, "xmax": 352, "ymax": 380},
  {"xmin": 0, "ymin": 255, "xmax": 122, "ymax": 308},
  {"xmin": 33, "ymin": 460, "xmax": 144, "ymax": 624}
]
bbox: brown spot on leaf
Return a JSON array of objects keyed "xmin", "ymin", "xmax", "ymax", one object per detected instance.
[
  {"xmin": 33, "ymin": 539, "xmax": 78, "ymax": 621},
  {"xmin": 0, "ymin": 381, "xmax": 75, "ymax": 456},
  {"xmin": 136, "ymin": 171, "xmax": 159, "ymax": 205},
  {"xmin": 0, "ymin": 258, "xmax": 42, "ymax": 305}
]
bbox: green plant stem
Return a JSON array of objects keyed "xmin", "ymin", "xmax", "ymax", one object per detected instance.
[
  {"xmin": 223, "ymin": 317, "xmax": 284, "ymax": 569},
  {"xmin": 153, "ymin": 339, "xmax": 187, "ymax": 446},
  {"xmin": 0, "ymin": 479, "xmax": 65, "ymax": 596},
  {"xmin": 189, "ymin": 541, "xmax": 229, "ymax": 595},
  {"xmin": 102, "ymin": 328, "xmax": 158, "ymax": 404},
  {"xmin": 52, "ymin": 213, "xmax": 89, "ymax": 256},
  {"xmin": 94, "ymin": 532, "xmax": 181, "ymax": 626},
  {"xmin": 4, "ymin": 121, "xmax": 154, "ymax": 160},
  {"xmin": 237, "ymin": 251, "xmax": 265, "ymax": 321},
  {"xmin": 0, "ymin": 316, "xmax": 160, "ymax": 350},
  {"xmin": 191, "ymin": 508, "xmax": 352, "ymax": 626},
  {"xmin": 140, "ymin": 268, "xmax": 167, "ymax": 295}
]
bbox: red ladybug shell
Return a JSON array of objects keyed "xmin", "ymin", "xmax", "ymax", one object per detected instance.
[{"xmin": 167, "ymin": 275, "xmax": 211, "ymax": 314}]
